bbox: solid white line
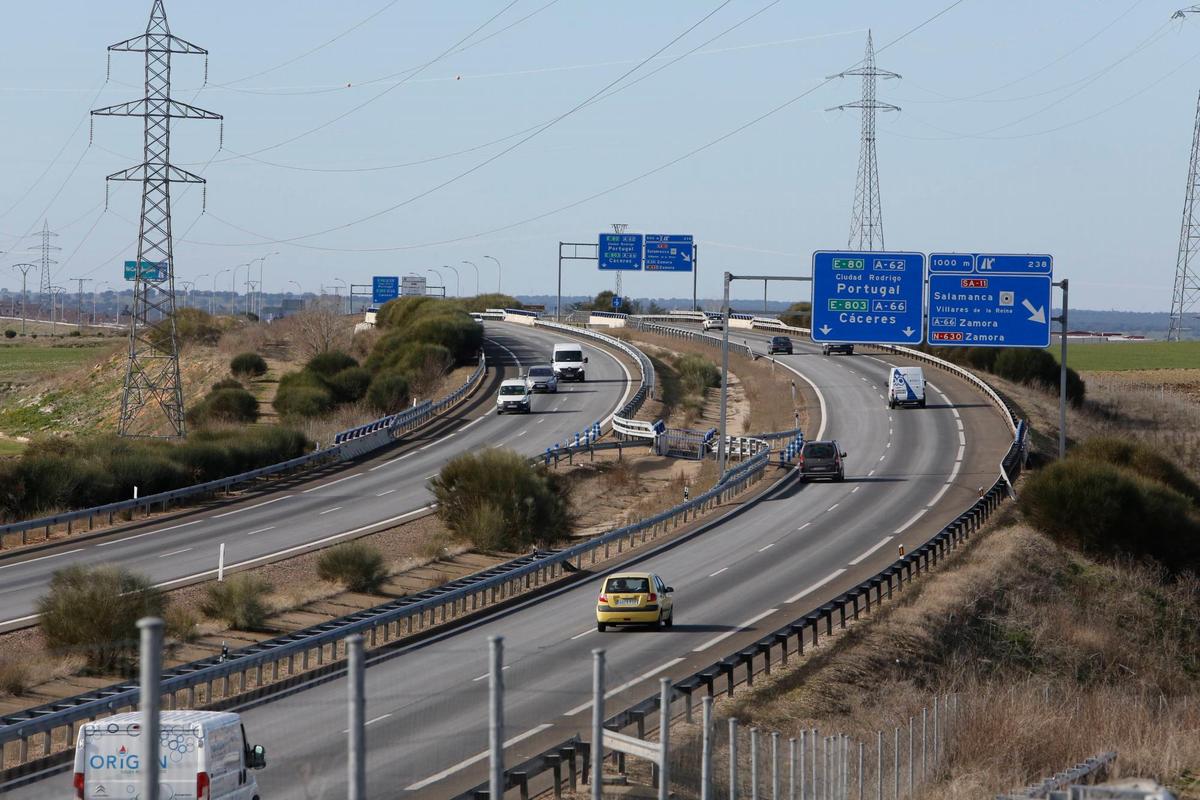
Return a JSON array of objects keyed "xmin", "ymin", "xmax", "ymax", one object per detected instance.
[
  {"xmin": 95, "ymin": 520, "xmax": 201, "ymax": 548},
  {"xmin": 709, "ymin": 567, "xmax": 729, "ymax": 577},
  {"xmin": 893, "ymin": 509, "xmax": 928, "ymax": 535},
  {"xmin": 827, "ymin": 503, "xmax": 840, "ymax": 512},
  {"xmin": 459, "ymin": 415, "xmax": 488, "ymax": 431},
  {"xmin": 157, "ymin": 547, "xmax": 193, "ymax": 559},
  {"xmin": 0, "ymin": 613, "xmax": 39, "ymax": 626},
  {"xmin": 758, "ymin": 543, "xmax": 775, "ymax": 552},
  {"xmin": 786, "ymin": 569, "xmax": 846, "ymax": 603},
  {"xmin": 405, "ymin": 724, "xmax": 554, "ymax": 790},
  {"xmin": 849, "ymin": 536, "xmax": 894, "ymax": 566},
  {"xmin": 318, "ymin": 506, "xmax": 342, "ymax": 515},
  {"xmin": 212, "ymin": 494, "xmax": 292, "ymax": 519},
  {"xmin": 369, "ymin": 451, "xmax": 416, "ymax": 472},
  {"xmin": 0, "ymin": 547, "xmax": 85, "ymax": 571},
  {"xmin": 693, "ymin": 609, "xmax": 778, "ymax": 652},
  {"xmin": 301, "ymin": 473, "xmax": 362, "ymax": 494},
  {"xmin": 750, "ymin": 345, "xmax": 828, "ymax": 439},
  {"xmin": 376, "ymin": 489, "xmax": 396, "ymax": 497},
  {"xmin": 570, "ymin": 628, "xmax": 595, "ymax": 640},
  {"xmin": 947, "ymin": 459, "xmax": 962, "ymax": 484},
  {"xmin": 927, "ymin": 482, "xmax": 953, "ymax": 507},
  {"xmin": 565, "ymin": 658, "xmax": 686, "ymax": 715},
  {"xmin": 246, "ymin": 526, "xmax": 275, "ymax": 536}
]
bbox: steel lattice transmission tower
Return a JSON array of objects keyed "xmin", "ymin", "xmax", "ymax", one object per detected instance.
[
  {"xmin": 827, "ymin": 31, "xmax": 900, "ymax": 251},
  {"xmin": 1169, "ymin": 6, "xmax": 1200, "ymax": 339},
  {"xmin": 29, "ymin": 220, "xmax": 59, "ymax": 321},
  {"xmin": 92, "ymin": 0, "xmax": 221, "ymax": 438}
]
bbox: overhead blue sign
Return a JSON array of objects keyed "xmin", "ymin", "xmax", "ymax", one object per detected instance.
[
  {"xmin": 927, "ymin": 253, "xmax": 1053, "ymax": 348},
  {"xmin": 124, "ymin": 260, "xmax": 165, "ymax": 281},
  {"xmin": 599, "ymin": 233, "xmax": 643, "ymax": 271},
  {"xmin": 811, "ymin": 250, "xmax": 925, "ymax": 345},
  {"xmin": 372, "ymin": 275, "xmax": 399, "ymax": 305},
  {"xmin": 644, "ymin": 234, "xmax": 694, "ymax": 272}
]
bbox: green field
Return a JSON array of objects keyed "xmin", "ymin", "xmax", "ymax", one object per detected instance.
[
  {"xmin": 0, "ymin": 341, "xmax": 118, "ymax": 382},
  {"xmin": 1048, "ymin": 340, "xmax": 1200, "ymax": 371},
  {"xmin": 0, "ymin": 438, "xmax": 25, "ymax": 457}
]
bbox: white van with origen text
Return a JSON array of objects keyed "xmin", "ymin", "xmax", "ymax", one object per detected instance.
[
  {"xmin": 552, "ymin": 342, "xmax": 588, "ymax": 382},
  {"xmin": 73, "ymin": 710, "xmax": 266, "ymax": 800}
]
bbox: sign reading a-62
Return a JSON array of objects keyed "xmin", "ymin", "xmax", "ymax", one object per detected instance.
[{"xmin": 811, "ymin": 250, "xmax": 925, "ymax": 345}]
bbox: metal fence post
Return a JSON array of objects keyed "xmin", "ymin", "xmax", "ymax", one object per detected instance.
[
  {"xmin": 908, "ymin": 717, "xmax": 914, "ymax": 798},
  {"xmin": 893, "ymin": 728, "xmax": 899, "ymax": 800},
  {"xmin": 490, "ymin": 636, "xmax": 505, "ymax": 800},
  {"xmin": 921, "ymin": 708, "xmax": 927, "ymax": 785},
  {"xmin": 138, "ymin": 617, "xmax": 163, "ymax": 800},
  {"xmin": 659, "ymin": 678, "xmax": 671, "ymax": 800},
  {"xmin": 876, "ymin": 731, "xmax": 883, "ymax": 800},
  {"xmin": 933, "ymin": 697, "xmax": 939, "ymax": 772},
  {"xmin": 701, "ymin": 696, "xmax": 714, "ymax": 800},
  {"xmin": 789, "ymin": 737, "xmax": 798, "ymax": 800},
  {"xmin": 592, "ymin": 650, "xmax": 605, "ymax": 800},
  {"xmin": 348, "ymin": 633, "xmax": 366, "ymax": 800},
  {"xmin": 751, "ymin": 727, "xmax": 760, "ymax": 800},
  {"xmin": 799, "ymin": 730, "xmax": 807, "ymax": 800},
  {"xmin": 730, "ymin": 718, "xmax": 740, "ymax": 800},
  {"xmin": 811, "ymin": 729, "xmax": 817, "ymax": 800},
  {"xmin": 772, "ymin": 731, "xmax": 780, "ymax": 800},
  {"xmin": 858, "ymin": 741, "xmax": 863, "ymax": 800}
]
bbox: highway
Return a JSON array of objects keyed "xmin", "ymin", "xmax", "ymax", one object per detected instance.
[
  {"xmin": 0, "ymin": 323, "xmax": 634, "ymax": 628},
  {"xmin": 4, "ymin": 327, "xmax": 1012, "ymax": 799}
]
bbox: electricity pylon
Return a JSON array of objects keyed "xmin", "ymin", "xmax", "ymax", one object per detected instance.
[
  {"xmin": 827, "ymin": 31, "xmax": 900, "ymax": 252},
  {"xmin": 1169, "ymin": 90, "xmax": 1200, "ymax": 341},
  {"xmin": 29, "ymin": 221, "xmax": 59, "ymax": 321},
  {"xmin": 92, "ymin": 0, "xmax": 221, "ymax": 437}
]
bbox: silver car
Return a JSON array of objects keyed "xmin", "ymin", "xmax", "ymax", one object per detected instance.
[{"xmin": 525, "ymin": 364, "xmax": 559, "ymax": 393}]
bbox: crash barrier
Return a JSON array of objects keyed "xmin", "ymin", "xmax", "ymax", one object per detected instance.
[
  {"xmin": 588, "ymin": 311, "xmax": 627, "ymax": 327},
  {"xmin": 0, "ymin": 353, "xmax": 489, "ymax": 550},
  {"xmin": 532, "ymin": 319, "xmax": 656, "ymax": 425},
  {"xmin": 0, "ymin": 429, "xmax": 784, "ymax": 775},
  {"xmin": 625, "ymin": 317, "xmax": 756, "ymax": 359},
  {"xmin": 656, "ymin": 427, "xmax": 717, "ymax": 460},
  {"xmin": 613, "ymin": 417, "xmax": 664, "ymax": 441},
  {"xmin": 997, "ymin": 752, "xmax": 1119, "ymax": 800},
  {"xmin": 452, "ymin": 416, "xmax": 1030, "ymax": 798}
]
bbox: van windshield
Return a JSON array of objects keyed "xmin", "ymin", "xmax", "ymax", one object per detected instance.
[
  {"xmin": 500, "ymin": 385, "xmax": 527, "ymax": 396},
  {"xmin": 556, "ymin": 350, "xmax": 583, "ymax": 363}
]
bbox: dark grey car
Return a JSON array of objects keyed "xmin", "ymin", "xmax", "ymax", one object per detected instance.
[{"xmin": 798, "ymin": 440, "xmax": 847, "ymax": 482}]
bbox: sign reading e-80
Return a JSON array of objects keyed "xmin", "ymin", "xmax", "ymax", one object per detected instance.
[{"xmin": 811, "ymin": 250, "xmax": 925, "ymax": 345}]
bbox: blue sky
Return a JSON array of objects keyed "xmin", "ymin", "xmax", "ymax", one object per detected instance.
[{"xmin": 0, "ymin": 0, "xmax": 1197, "ymax": 310}]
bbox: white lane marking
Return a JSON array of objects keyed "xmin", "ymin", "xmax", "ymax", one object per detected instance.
[
  {"xmin": 851, "ymin": 486, "xmax": 861, "ymax": 494},
  {"xmin": 369, "ymin": 451, "xmax": 416, "ymax": 472},
  {"xmin": 947, "ymin": 459, "xmax": 962, "ymax": 484},
  {"xmin": 797, "ymin": 522, "xmax": 812, "ymax": 531},
  {"xmin": 426, "ymin": 474, "xmax": 438, "ymax": 480},
  {"xmin": 958, "ymin": 431, "xmax": 967, "ymax": 446},
  {"xmin": 893, "ymin": 509, "xmax": 928, "ymax": 535},
  {"xmin": 95, "ymin": 520, "xmax": 201, "ymax": 548},
  {"xmin": 758, "ymin": 543, "xmax": 775, "ymax": 552},
  {"xmin": 472, "ymin": 665, "xmax": 511, "ymax": 682},
  {"xmin": 459, "ymin": 415, "xmax": 488, "ymax": 431},
  {"xmin": 878, "ymin": 394, "xmax": 885, "ymax": 401},
  {"xmin": 848, "ymin": 369, "xmax": 857, "ymax": 374},
  {"xmin": 956, "ymin": 419, "xmax": 964, "ymax": 431},
  {"xmin": 376, "ymin": 489, "xmax": 396, "ymax": 497},
  {"xmin": 709, "ymin": 567, "xmax": 729, "ymax": 577},
  {"xmin": 827, "ymin": 503, "xmax": 840, "ymax": 512},
  {"xmin": 418, "ymin": 439, "xmax": 441, "ymax": 452},
  {"xmin": 927, "ymin": 482, "xmax": 953, "ymax": 507},
  {"xmin": 491, "ymin": 443, "xmax": 506, "ymax": 449},
  {"xmin": 157, "ymin": 547, "xmax": 193, "ymax": 559},
  {"xmin": 342, "ymin": 713, "xmax": 392, "ymax": 734},
  {"xmin": 956, "ymin": 445, "xmax": 965, "ymax": 462},
  {"xmin": 878, "ymin": 455, "xmax": 886, "ymax": 462},
  {"xmin": 486, "ymin": 336, "xmax": 524, "ymax": 370},
  {"xmin": 867, "ymin": 469, "xmax": 875, "ymax": 477},
  {"xmin": 301, "ymin": 473, "xmax": 362, "ymax": 494},
  {"xmin": 536, "ymin": 417, "xmax": 546, "ymax": 423},
  {"xmin": 246, "ymin": 526, "xmax": 275, "ymax": 536},
  {"xmin": 405, "ymin": 723, "xmax": 555, "ymax": 790},
  {"xmin": 889, "ymin": 428, "xmax": 894, "ymax": 436},
  {"xmin": 786, "ymin": 569, "xmax": 847, "ymax": 603},
  {"xmin": 318, "ymin": 506, "xmax": 342, "ymax": 515},
  {"xmin": 951, "ymin": 407, "xmax": 961, "ymax": 420},
  {"xmin": 212, "ymin": 495, "xmax": 292, "ymax": 519},
  {"xmin": 887, "ymin": 442, "xmax": 892, "ymax": 449},
  {"xmin": 517, "ymin": 429, "xmax": 528, "ymax": 437},
  {"xmin": 570, "ymin": 628, "xmax": 595, "ymax": 640},
  {"xmin": 889, "ymin": 415, "xmax": 894, "ymax": 422},
  {"xmin": 153, "ymin": 506, "xmax": 435, "ymax": 588},
  {"xmin": 0, "ymin": 547, "xmax": 85, "ymax": 571},
  {"xmin": 849, "ymin": 536, "xmax": 894, "ymax": 566},
  {"xmin": 565, "ymin": 658, "xmax": 685, "ymax": 715},
  {"xmin": 0, "ymin": 613, "xmax": 39, "ymax": 626},
  {"xmin": 751, "ymin": 347, "xmax": 828, "ymax": 439},
  {"xmin": 693, "ymin": 609, "xmax": 779, "ymax": 653}
]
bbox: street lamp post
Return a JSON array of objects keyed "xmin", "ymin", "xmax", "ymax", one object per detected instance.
[
  {"xmin": 442, "ymin": 265, "xmax": 461, "ymax": 297},
  {"xmin": 255, "ymin": 251, "xmax": 280, "ymax": 318},
  {"xmin": 179, "ymin": 281, "xmax": 194, "ymax": 310},
  {"xmin": 335, "ymin": 278, "xmax": 348, "ymax": 314},
  {"xmin": 10, "ymin": 264, "xmax": 34, "ymax": 335},
  {"xmin": 483, "ymin": 255, "xmax": 502, "ymax": 294},
  {"xmin": 462, "ymin": 260, "xmax": 480, "ymax": 296},
  {"xmin": 427, "ymin": 268, "xmax": 446, "ymax": 298},
  {"xmin": 212, "ymin": 269, "xmax": 229, "ymax": 315}
]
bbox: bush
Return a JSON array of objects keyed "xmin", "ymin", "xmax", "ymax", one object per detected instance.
[
  {"xmin": 306, "ymin": 350, "xmax": 358, "ymax": 378},
  {"xmin": 326, "ymin": 366, "xmax": 372, "ymax": 404},
  {"xmin": 230, "ymin": 352, "xmax": 268, "ymax": 378},
  {"xmin": 675, "ymin": 353, "xmax": 720, "ymax": 396},
  {"xmin": 366, "ymin": 369, "xmax": 410, "ymax": 414},
  {"xmin": 1071, "ymin": 438, "xmax": 1200, "ymax": 505},
  {"xmin": 69, "ymin": 330, "xmax": 81, "ymax": 337},
  {"xmin": 431, "ymin": 449, "xmax": 572, "ymax": 551},
  {"xmin": 149, "ymin": 307, "xmax": 224, "ymax": 350},
  {"xmin": 4, "ymin": 329, "xmax": 15, "ymax": 339},
  {"xmin": 316, "ymin": 542, "xmax": 389, "ymax": 593},
  {"xmin": 200, "ymin": 387, "xmax": 260, "ymax": 424},
  {"xmin": 0, "ymin": 657, "xmax": 29, "ymax": 696},
  {"xmin": 164, "ymin": 606, "xmax": 200, "ymax": 643},
  {"xmin": 211, "ymin": 377, "xmax": 243, "ymax": 391},
  {"xmin": 1021, "ymin": 459, "xmax": 1200, "ymax": 570},
  {"xmin": 37, "ymin": 565, "xmax": 166, "ymax": 671},
  {"xmin": 201, "ymin": 574, "xmax": 273, "ymax": 630},
  {"xmin": 272, "ymin": 383, "xmax": 334, "ymax": 418},
  {"xmin": 989, "ymin": 349, "xmax": 1086, "ymax": 404}
]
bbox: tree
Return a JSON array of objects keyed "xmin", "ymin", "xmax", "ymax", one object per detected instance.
[
  {"xmin": 590, "ymin": 290, "xmax": 635, "ymax": 315},
  {"xmin": 288, "ymin": 303, "xmax": 349, "ymax": 360}
]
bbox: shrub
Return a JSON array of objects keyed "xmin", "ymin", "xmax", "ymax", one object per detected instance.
[
  {"xmin": 991, "ymin": 349, "xmax": 1086, "ymax": 404},
  {"xmin": 212, "ymin": 377, "xmax": 243, "ymax": 391},
  {"xmin": 200, "ymin": 387, "xmax": 260, "ymax": 424},
  {"xmin": 431, "ymin": 449, "xmax": 572, "ymax": 551},
  {"xmin": 306, "ymin": 350, "xmax": 358, "ymax": 378},
  {"xmin": 675, "ymin": 353, "xmax": 720, "ymax": 396},
  {"xmin": 164, "ymin": 606, "xmax": 200, "ymax": 644},
  {"xmin": 4, "ymin": 329, "xmax": 15, "ymax": 339},
  {"xmin": 68, "ymin": 330, "xmax": 81, "ymax": 337},
  {"xmin": 149, "ymin": 307, "xmax": 223, "ymax": 350},
  {"xmin": 230, "ymin": 352, "xmax": 268, "ymax": 378},
  {"xmin": 272, "ymin": 383, "xmax": 334, "ymax": 418},
  {"xmin": 366, "ymin": 369, "xmax": 410, "ymax": 414},
  {"xmin": 316, "ymin": 542, "xmax": 389, "ymax": 593},
  {"xmin": 37, "ymin": 565, "xmax": 166, "ymax": 671},
  {"xmin": 1021, "ymin": 459, "xmax": 1200, "ymax": 570},
  {"xmin": 1071, "ymin": 438, "xmax": 1200, "ymax": 505},
  {"xmin": 326, "ymin": 366, "xmax": 372, "ymax": 404},
  {"xmin": 201, "ymin": 574, "xmax": 273, "ymax": 630},
  {"xmin": 0, "ymin": 657, "xmax": 30, "ymax": 696}
]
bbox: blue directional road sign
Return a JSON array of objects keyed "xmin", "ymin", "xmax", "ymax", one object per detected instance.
[
  {"xmin": 811, "ymin": 251, "xmax": 925, "ymax": 345},
  {"xmin": 612, "ymin": 295, "xmax": 622, "ymax": 309},
  {"xmin": 927, "ymin": 253, "xmax": 1053, "ymax": 348},
  {"xmin": 599, "ymin": 233, "xmax": 643, "ymax": 270},
  {"xmin": 644, "ymin": 234, "xmax": 694, "ymax": 272},
  {"xmin": 372, "ymin": 275, "xmax": 399, "ymax": 305},
  {"xmin": 124, "ymin": 260, "xmax": 165, "ymax": 281}
]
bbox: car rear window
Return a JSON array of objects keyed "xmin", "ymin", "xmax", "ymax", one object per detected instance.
[
  {"xmin": 529, "ymin": 367, "xmax": 552, "ymax": 376},
  {"xmin": 773, "ymin": 337, "xmax": 789, "ymax": 344},
  {"xmin": 605, "ymin": 577, "xmax": 650, "ymax": 594},
  {"xmin": 803, "ymin": 443, "xmax": 836, "ymax": 459}
]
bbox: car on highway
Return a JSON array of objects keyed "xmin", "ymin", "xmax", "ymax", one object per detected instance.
[
  {"xmin": 822, "ymin": 343, "xmax": 855, "ymax": 356},
  {"xmin": 596, "ymin": 571, "xmax": 674, "ymax": 631},
  {"xmin": 496, "ymin": 379, "xmax": 532, "ymax": 414},
  {"xmin": 798, "ymin": 439, "xmax": 847, "ymax": 482},
  {"xmin": 73, "ymin": 710, "xmax": 266, "ymax": 800},
  {"xmin": 768, "ymin": 335, "xmax": 794, "ymax": 355},
  {"xmin": 702, "ymin": 314, "xmax": 724, "ymax": 331},
  {"xmin": 552, "ymin": 342, "xmax": 587, "ymax": 382},
  {"xmin": 524, "ymin": 364, "xmax": 558, "ymax": 393}
]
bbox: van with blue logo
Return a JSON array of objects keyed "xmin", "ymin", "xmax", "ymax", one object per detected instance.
[
  {"xmin": 888, "ymin": 366, "xmax": 926, "ymax": 409},
  {"xmin": 72, "ymin": 710, "xmax": 266, "ymax": 800}
]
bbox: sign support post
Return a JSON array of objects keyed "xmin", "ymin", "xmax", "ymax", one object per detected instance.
[{"xmin": 1053, "ymin": 278, "xmax": 1069, "ymax": 460}]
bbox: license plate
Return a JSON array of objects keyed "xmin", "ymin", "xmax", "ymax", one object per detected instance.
[{"xmin": 617, "ymin": 598, "xmax": 639, "ymax": 607}]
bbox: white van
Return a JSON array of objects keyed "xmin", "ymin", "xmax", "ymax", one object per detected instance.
[
  {"xmin": 552, "ymin": 342, "xmax": 587, "ymax": 382},
  {"xmin": 496, "ymin": 378, "xmax": 532, "ymax": 414},
  {"xmin": 888, "ymin": 366, "xmax": 926, "ymax": 409},
  {"xmin": 73, "ymin": 710, "xmax": 266, "ymax": 800}
]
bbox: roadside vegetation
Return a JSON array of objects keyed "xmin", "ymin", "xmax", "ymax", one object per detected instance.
[
  {"xmin": 923, "ymin": 344, "xmax": 1086, "ymax": 404},
  {"xmin": 317, "ymin": 541, "xmax": 389, "ymax": 593},
  {"xmin": 201, "ymin": 574, "xmax": 274, "ymax": 631},
  {"xmin": 1051, "ymin": 339, "xmax": 1200, "ymax": 371}
]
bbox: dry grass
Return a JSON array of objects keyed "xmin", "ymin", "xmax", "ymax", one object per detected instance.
[{"xmin": 0, "ymin": 652, "xmax": 87, "ymax": 698}]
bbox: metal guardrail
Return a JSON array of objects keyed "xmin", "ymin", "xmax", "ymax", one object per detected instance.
[
  {"xmin": 997, "ymin": 752, "xmax": 1119, "ymax": 800},
  {"xmin": 0, "ymin": 353, "xmax": 488, "ymax": 549},
  {"xmin": 532, "ymin": 319, "xmax": 656, "ymax": 423},
  {"xmin": 626, "ymin": 317, "xmax": 756, "ymax": 359}
]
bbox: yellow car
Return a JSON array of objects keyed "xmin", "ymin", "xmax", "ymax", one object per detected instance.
[{"xmin": 595, "ymin": 572, "xmax": 675, "ymax": 632}]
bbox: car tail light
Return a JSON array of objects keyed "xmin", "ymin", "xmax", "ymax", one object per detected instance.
[
  {"xmin": 74, "ymin": 773, "xmax": 85, "ymax": 799},
  {"xmin": 197, "ymin": 771, "xmax": 211, "ymax": 800},
  {"xmin": 598, "ymin": 594, "xmax": 607, "ymax": 604},
  {"xmin": 648, "ymin": 592, "xmax": 657, "ymax": 602}
]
